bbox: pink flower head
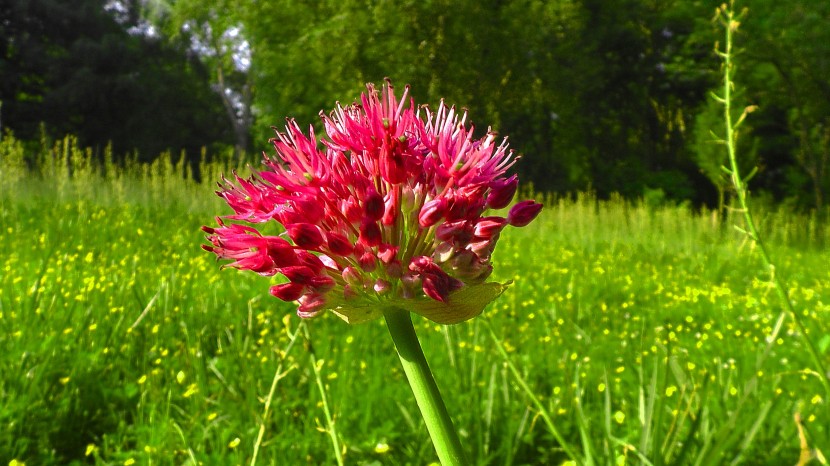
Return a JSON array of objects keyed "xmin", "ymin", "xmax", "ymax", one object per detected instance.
[{"xmin": 203, "ymin": 80, "xmax": 542, "ymax": 324}]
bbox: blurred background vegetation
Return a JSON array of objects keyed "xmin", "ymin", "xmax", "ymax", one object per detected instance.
[{"xmin": 2, "ymin": 0, "xmax": 829, "ymax": 210}]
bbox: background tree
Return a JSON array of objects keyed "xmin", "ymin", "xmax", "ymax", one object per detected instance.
[
  {"xmin": 150, "ymin": 0, "xmax": 253, "ymax": 157},
  {"xmin": 0, "ymin": 0, "xmax": 232, "ymax": 161},
  {"xmin": 739, "ymin": 0, "xmax": 830, "ymax": 211},
  {"xmin": 3, "ymin": 0, "xmax": 829, "ymax": 211}
]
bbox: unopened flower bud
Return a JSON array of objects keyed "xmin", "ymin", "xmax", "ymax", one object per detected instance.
[
  {"xmin": 400, "ymin": 272, "xmax": 421, "ymax": 299},
  {"xmin": 266, "ymin": 237, "xmax": 299, "ymax": 267},
  {"xmin": 287, "ymin": 223, "xmax": 325, "ymax": 249},
  {"xmin": 292, "ymin": 197, "xmax": 325, "ymax": 223},
  {"xmin": 269, "ymin": 283, "xmax": 305, "ymax": 301},
  {"xmin": 310, "ymin": 275, "xmax": 336, "ymax": 293},
  {"xmin": 436, "ymin": 220, "xmax": 474, "ymax": 245},
  {"xmin": 343, "ymin": 198, "xmax": 363, "ymax": 223},
  {"xmin": 281, "ymin": 265, "xmax": 317, "ymax": 284},
  {"xmin": 359, "ymin": 219, "xmax": 382, "ymax": 246},
  {"xmin": 385, "ymin": 260, "xmax": 403, "ymax": 279},
  {"xmin": 364, "ymin": 189, "xmax": 384, "ymax": 221},
  {"xmin": 507, "ymin": 200, "xmax": 543, "ymax": 227},
  {"xmin": 297, "ymin": 293, "xmax": 326, "ymax": 318},
  {"xmin": 422, "ymin": 275, "xmax": 449, "ymax": 302},
  {"xmin": 486, "ymin": 175, "xmax": 518, "ymax": 209},
  {"xmin": 326, "ymin": 231, "xmax": 354, "ymax": 256},
  {"xmin": 382, "ymin": 189, "xmax": 399, "ymax": 226},
  {"xmin": 468, "ymin": 238, "xmax": 497, "ymax": 261},
  {"xmin": 342, "ymin": 266, "xmax": 363, "ymax": 287},
  {"xmin": 377, "ymin": 244, "xmax": 399, "ymax": 264},
  {"xmin": 358, "ymin": 252, "xmax": 377, "ymax": 272},
  {"xmin": 418, "ymin": 198, "xmax": 446, "ymax": 228},
  {"xmin": 474, "ymin": 216, "xmax": 507, "ymax": 240},
  {"xmin": 296, "ymin": 251, "xmax": 325, "ymax": 274}
]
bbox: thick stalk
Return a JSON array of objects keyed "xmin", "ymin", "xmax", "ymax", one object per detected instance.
[{"xmin": 384, "ymin": 309, "xmax": 466, "ymax": 465}]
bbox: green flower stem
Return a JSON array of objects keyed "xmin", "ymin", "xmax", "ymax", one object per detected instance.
[{"xmin": 384, "ymin": 309, "xmax": 467, "ymax": 466}]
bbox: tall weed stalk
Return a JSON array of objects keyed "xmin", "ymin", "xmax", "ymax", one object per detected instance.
[{"xmin": 713, "ymin": 2, "xmax": 830, "ymax": 401}]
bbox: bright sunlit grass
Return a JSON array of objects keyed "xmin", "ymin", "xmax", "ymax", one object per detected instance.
[{"xmin": 0, "ymin": 134, "xmax": 828, "ymax": 464}]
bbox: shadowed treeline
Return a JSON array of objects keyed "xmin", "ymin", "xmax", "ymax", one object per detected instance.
[{"xmin": 2, "ymin": 0, "xmax": 829, "ymax": 208}]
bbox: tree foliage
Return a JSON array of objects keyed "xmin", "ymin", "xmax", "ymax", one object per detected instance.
[
  {"xmin": 2, "ymin": 0, "xmax": 829, "ymax": 209},
  {"xmin": 0, "ymin": 0, "xmax": 233, "ymax": 160}
]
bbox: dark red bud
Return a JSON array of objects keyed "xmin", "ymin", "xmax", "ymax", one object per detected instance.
[
  {"xmin": 436, "ymin": 220, "xmax": 474, "ymax": 244},
  {"xmin": 507, "ymin": 200, "xmax": 543, "ymax": 227},
  {"xmin": 266, "ymin": 237, "xmax": 299, "ymax": 267},
  {"xmin": 359, "ymin": 219, "xmax": 382, "ymax": 247},
  {"xmin": 343, "ymin": 198, "xmax": 363, "ymax": 223},
  {"xmin": 358, "ymin": 252, "xmax": 377, "ymax": 272},
  {"xmin": 269, "ymin": 283, "xmax": 305, "ymax": 301},
  {"xmin": 445, "ymin": 195, "xmax": 471, "ymax": 222},
  {"xmin": 422, "ymin": 275, "xmax": 449, "ymax": 302},
  {"xmin": 364, "ymin": 189, "xmax": 384, "ymax": 221},
  {"xmin": 279, "ymin": 265, "xmax": 316, "ymax": 284},
  {"xmin": 380, "ymin": 149, "xmax": 407, "ymax": 184},
  {"xmin": 295, "ymin": 251, "xmax": 324, "ymax": 274},
  {"xmin": 474, "ymin": 216, "xmax": 508, "ymax": 240},
  {"xmin": 287, "ymin": 223, "xmax": 325, "ymax": 249},
  {"xmin": 487, "ymin": 175, "xmax": 518, "ymax": 209},
  {"xmin": 418, "ymin": 198, "xmax": 446, "ymax": 228},
  {"xmin": 292, "ymin": 197, "xmax": 325, "ymax": 223},
  {"xmin": 310, "ymin": 275, "xmax": 336, "ymax": 293},
  {"xmin": 325, "ymin": 231, "xmax": 354, "ymax": 256}
]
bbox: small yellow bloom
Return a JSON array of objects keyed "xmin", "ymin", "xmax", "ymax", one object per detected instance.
[
  {"xmin": 228, "ymin": 437, "xmax": 241, "ymax": 449},
  {"xmin": 374, "ymin": 442, "xmax": 390, "ymax": 454}
]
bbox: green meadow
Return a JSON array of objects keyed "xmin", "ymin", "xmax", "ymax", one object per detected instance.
[{"xmin": 1, "ymin": 136, "xmax": 829, "ymax": 465}]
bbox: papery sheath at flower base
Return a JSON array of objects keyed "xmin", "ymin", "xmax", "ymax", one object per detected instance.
[{"xmin": 203, "ymin": 79, "xmax": 543, "ymax": 465}]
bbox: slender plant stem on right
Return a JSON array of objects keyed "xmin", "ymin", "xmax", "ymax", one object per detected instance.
[{"xmin": 717, "ymin": 2, "xmax": 830, "ymax": 399}]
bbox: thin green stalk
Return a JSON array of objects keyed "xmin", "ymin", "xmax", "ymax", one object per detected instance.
[
  {"xmin": 303, "ymin": 324, "xmax": 345, "ymax": 466},
  {"xmin": 717, "ymin": 2, "xmax": 830, "ymax": 399},
  {"xmin": 484, "ymin": 321, "xmax": 582, "ymax": 464},
  {"xmin": 384, "ymin": 309, "xmax": 467, "ymax": 466}
]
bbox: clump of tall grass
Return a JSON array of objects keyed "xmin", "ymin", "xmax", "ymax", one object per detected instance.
[{"xmin": 486, "ymin": 3, "xmax": 829, "ymax": 465}]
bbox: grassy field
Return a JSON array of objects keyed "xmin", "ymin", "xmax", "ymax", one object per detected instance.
[{"xmin": 1, "ymin": 136, "xmax": 829, "ymax": 465}]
